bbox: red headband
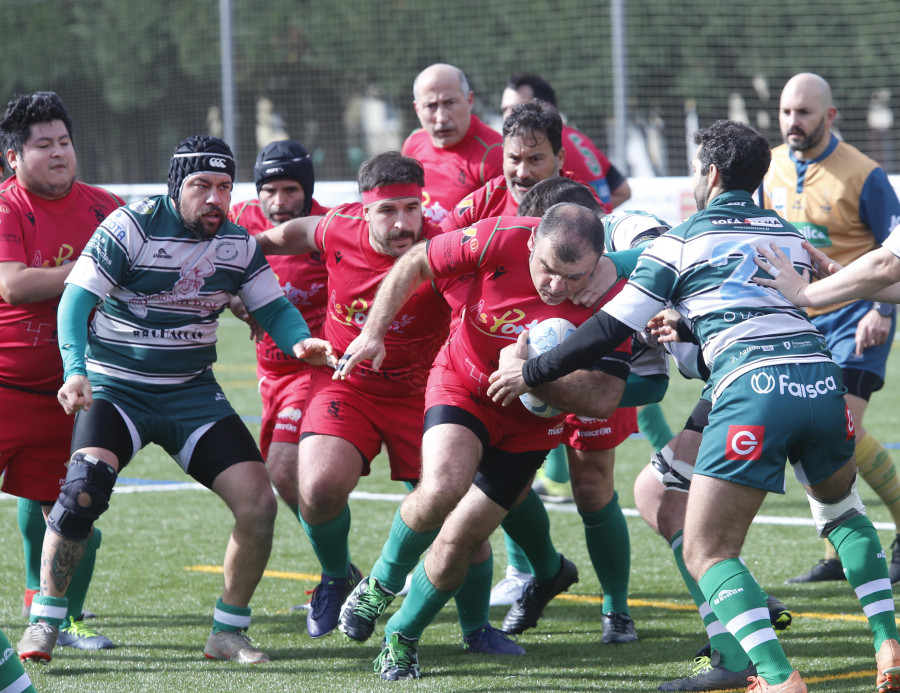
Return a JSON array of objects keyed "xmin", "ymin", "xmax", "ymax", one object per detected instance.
[{"xmin": 361, "ymin": 183, "xmax": 423, "ymax": 206}]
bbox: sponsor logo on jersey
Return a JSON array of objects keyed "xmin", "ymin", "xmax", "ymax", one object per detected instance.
[
  {"xmin": 277, "ymin": 406, "xmax": 303, "ymax": 422},
  {"xmin": 779, "ymin": 374, "xmax": 837, "ymax": 399},
  {"xmin": 576, "ymin": 426, "xmax": 613, "ymax": 438},
  {"xmin": 491, "ymin": 265, "xmax": 508, "ymax": 280},
  {"xmin": 547, "ymin": 424, "xmax": 564, "ymax": 435},
  {"xmin": 794, "ymin": 222, "xmax": 831, "ymax": 247},
  {"xmin": 101, "ymin": 217, "xmax": 128, "ymax": 240},
  {"xmin": 153, "ymin": 248, "xmax": 173, "ymax": 259},
  {"xmin": 0, "ymin": 204, "xmax": 9, "ymax": 214},
  {"xmin": 725, "ymin": 425, "xmax": 765, "ymax": 461},
  {"xmin": 0, "ymin": 647, "xmax": 13, "ymax": 668},
  {"xmin": 90, "ymin": 205, "xmax": 108, "ymax": 223},
  {"xmin": 129, "ymin": 198, "xmax": 157, "ymax": 215},
  {"xmin": 215, "ymin": 240, "xmax": 238, "ymax": 262},
  {"xmin": 750, "ymin": 371, "xmax": 776, "ymax": 394},
  {"xmin": 215, "ymin": 392, "xmax": 227, "ymax": 401},
  {"xmin": 713, "ymin": 588, "xmax": 744, "ymax": 605},
  {"xmin": 460, "ymin": 226, "xmax": 478, "ymax": 253},
  {"xmin": 474, "ymin": 308, "xmax": 539, "ymax": 339},
  {"xmin": 769, "ymin": 187, "xmax": 787, "ymax": 212},
  {"xmin": 327, "ymin": 399, "xmax": 341, "ymax": 419},
  {"xmin": 711, "ymin": 216, "xmax": 782, "ymax": 227},
  {"xmin": 845, "ymin": 405, "xmax": 855, "ymax": 441},
  {"xmin": 455, "ymin": 197, "xmax": 474, "ymax": 214},
  {"xmin": 25, "ymin": 211, "xmax": 35, "ymax": 225}
]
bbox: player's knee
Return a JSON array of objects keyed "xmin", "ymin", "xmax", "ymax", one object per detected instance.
[
  {"xmin": 416, "ymin": 479, "xmax": 464, "ymax": 521},
  {"xmin": 807, "ymin": 478, "xmax": 866, "ymax": 538},
  {"xmin": 47, "ymin": 452, "xmax": 117, "ymax": 541}
]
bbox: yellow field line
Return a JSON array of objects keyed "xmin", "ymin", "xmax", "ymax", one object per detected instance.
[{"xmin": 184, "ymin": 564, "xmax": 872, "ymax": 624}]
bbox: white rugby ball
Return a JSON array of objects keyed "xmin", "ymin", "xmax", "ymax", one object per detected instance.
[{"xmin": 519, "ymin": 317, "xmax": 577, "ymax": 417}]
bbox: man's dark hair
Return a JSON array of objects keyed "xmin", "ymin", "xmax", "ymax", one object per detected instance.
[
  {"xmin": 693, "ymin": 120, "xmax": 771, "ymax": 193},
  {"xmin": 503, "ymin": 101, "xmax": 563, "ymax": 155},
  {"xmin": 506, "ymin": 74, "xmax": 557, "ymax": 107},
  {"xmin": 534, "ymin": 202, "xmax": 605, "ymax": 262},
  {"xmin": 0, "ymin": 91, "xmax": 73, "ymax": 157},
  {"xmin": 357, "ymin": 151, "xmax": 425, "ymax": 193},
  {"xmin": 518, "ymin": 177, "xmax": 601, "ymax": 217}
]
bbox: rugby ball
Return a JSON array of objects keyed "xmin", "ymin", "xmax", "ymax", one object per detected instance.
[{"xmin": 519, "ymin": 318, "xmax": 577, "ymax": 417}]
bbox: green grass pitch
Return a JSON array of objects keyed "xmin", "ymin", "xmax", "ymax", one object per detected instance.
[{"xmin": 1, "ymin": 315, "xmax": 898, "ymax": 691}]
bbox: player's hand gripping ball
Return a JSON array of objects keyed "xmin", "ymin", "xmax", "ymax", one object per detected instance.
[{"xmin": 519, "ymin": 317, "xmax": 576, "ymax": 417}]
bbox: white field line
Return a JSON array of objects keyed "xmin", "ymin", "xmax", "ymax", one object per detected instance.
[{"xmin": 2, "ymin": 482, "xmax": 893, "ymax": 531}]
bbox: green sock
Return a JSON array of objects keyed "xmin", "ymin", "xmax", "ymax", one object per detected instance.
[
  {"xmin": 637, "ymin": 403, "xmax": 674, "ymax": 452},
  {"xmin": 18, "ymin": 498, "xmax": 101, "ymax": 620},
  {"xmin": 501, "ymin": 488, "xmax": 559, "ymax": 582},
  {"xmin": 669, "ymin": 531, "xmax": 750, "ymax": 671},
  {"xmin": 66, "ymin": 527, "xmax": 101, "ymax": 620},
  {"xmin": 298, "ymin": 504, "xmax": 351, "ymax": 578},
  {"xmin": 372, "ymin": 508, "xmax": 439, "ymax": 593},
  {"xmin": 17, "ymin": 498, "xmax": 44, "ymax": 594},
  {"xmin": 455, "ymin": 551, "xmax": 493, "ymax": 637},
  {"xmin": 580, "ymin": 491, "xmax": 631, "ymax": 614},
  {"xmin": 543, "ymin": 445, "xmax": 570, "ymax": 484},
  {"xmin": 0, "ymin": 628, "xmax": 36, "ymax": 692},
  {"xmin": 212, "ymin": 597, "xmax": 251, "ymax": 633},
  {"xmin": 829, "ymin": 514, "xmax": 900, "ymax": 649},
  {"xmin": 699, "ymin": 558, "xmax": 791, "ymax": 684},
  {"xmin": 385, "ymin": 561, "xmax": 456, "ymax": 642},
  {"xmin": 503, "ymin": 530, "xmax": 533, "ymax": 574},
  {"xmin": 30, "ymin": 595, "xmax": 67, "ymax": 627}
]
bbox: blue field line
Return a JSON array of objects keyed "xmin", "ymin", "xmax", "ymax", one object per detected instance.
[{"xmin": 2, "ymin": 483, "xmax": 894, "ymax": 531}]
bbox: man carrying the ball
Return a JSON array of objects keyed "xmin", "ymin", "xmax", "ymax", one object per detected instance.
[
  {"xmin": 488, "ymin": 120, "xmax": 900, "ymax": 693},
  {"xmin": 334, "ymin": 202, "xmax": 631, "ymax": 680}
]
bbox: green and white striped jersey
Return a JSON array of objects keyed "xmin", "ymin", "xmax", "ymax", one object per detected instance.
[
  {"xmin": 603, "ymin": 191, "xmax": 834, "ymax": 402},
  {"xmin": 66, "ymin": 195, "xmax": 284, "ymax": 385}
]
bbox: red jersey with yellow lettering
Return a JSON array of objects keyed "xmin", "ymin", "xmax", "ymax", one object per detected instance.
[
  {"xmin": 0, "ymin": 178, "xmax": 123, "ymax": 392},
  {"xmin": 228, "ymin": 197, "xmax": 330, "ymax": 376},
  {"xmin": 315, "ymin": 202, "xmax": 450, "ymax": 396},
  {"xmin": 438, "ymin": 169, "xmax": 608, "ymax": 234},
  {"xmin": 402, "ymin": 114, "xmax": 502, "ymax": 226},
  {"xmin": 427, "ymin": 215, "xmax": 630, "ymax": 420}
]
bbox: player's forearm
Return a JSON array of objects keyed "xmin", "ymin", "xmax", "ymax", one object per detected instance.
[
  {"xmin": 363, "ymin": 242, "xmax": 433, "ymax": 338},
  {"xmin": 805, "ymin": 247, "xmax": 900, "ymax": 306},
  {"xmin": 0, "ymin": 262, "xmax": 73, "ymax": 304},
  {"xmin": 254, "ymin": 216, "xmax": 318, "ymax": 255},
  {"xmin": 251, "ymin": 296, "xmax": 311, "ymax": 355},
  {"xmin": 58, "ymin": 284, "xmax": 100, "ymax": 378},
  {"xmin": 534, "ymin": 371, "xmax": 626, "ymax": 420},
  {"xmin": 523, "ymin": 311, "xmax": 633, "ymax": 387}
]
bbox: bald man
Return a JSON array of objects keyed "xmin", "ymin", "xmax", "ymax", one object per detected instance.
[
  {"xmin": 760, "ymin": 73, "xmax": 900, "ymax": 585},
  {"xmin": 402, "ymin": 63, "xmax": 502, "ymax": 224}
]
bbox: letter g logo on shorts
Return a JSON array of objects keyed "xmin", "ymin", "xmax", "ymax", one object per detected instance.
[
  {"xmin": 750, "ymin": 371, "xmax": 776, "ymax": 395},
  {"xmin": 725, "ymin": 425, "xmax": 765, "ymax": 461}
]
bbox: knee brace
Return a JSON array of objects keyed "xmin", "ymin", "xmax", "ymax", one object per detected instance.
[
  {"xmin": 807, "ymin": 478, "xmax": 866, "ymax": 538},
  {"xmin": 47, "ymin": 453, "xmax": 117, "ymax": 541},
  {"xmin": 650, "ymin": 447, "xmax": 693, "ymax": 493}
]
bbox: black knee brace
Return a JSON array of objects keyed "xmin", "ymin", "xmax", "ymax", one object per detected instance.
[{"xmin": 47, "ymin": 452, "xmax": 117, "ymax": 541}]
